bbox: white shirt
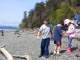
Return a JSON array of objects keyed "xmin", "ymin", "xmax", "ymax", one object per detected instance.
[
  {"xmin": 66, "ymin": 24, "xmax": 76, "ymax": 38},
  {"xmin": 39, "ymin": 24, "xmax": 51, "ymax": 39}
]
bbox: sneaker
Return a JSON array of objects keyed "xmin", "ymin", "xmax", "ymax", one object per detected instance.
[
  {"xmin": 56, "ymin": 50, "xmax": 61, "ymax": 56},
  {"xmin": 66, "ymin": 48, "xmax": 72, "ymax": 55},
  {"xmin": 53, "ymin": 50, "xmax": 56, "ymax": 55},
  {"xmin": 57, "ymin": 51, "xmax": 60, "ymax": 55},
  {"xmin": 38, "ymin": 55, "xmax": 43, "ymax": 58},
  {"xmin": 44, "ymin": 55, "xmax": 49, "ymax": 58}
]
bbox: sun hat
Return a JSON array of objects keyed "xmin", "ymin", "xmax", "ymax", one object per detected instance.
[{"xmin": 64, "ymin": 19, "xmax": 71, "ymax": 25}]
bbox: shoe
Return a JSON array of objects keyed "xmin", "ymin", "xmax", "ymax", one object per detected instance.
[
  {"xmin": 53, "ymin": 50, "xmax": 56, "ymax": 55},
  {"xmin": 44, "ymin": 55, "xmax": 49, "ymax": 58},
  {"xmin": 57, "ymin": 51, "xmax": 60, "ymax": 55},
  {"xmin": 66, "ymin": 48, "xmax": 72, "ymax": 55},
  {"xmin": 38, "ymin": 55, "xmax": 43, "ymax": 58},
  {"xmin": 56, "ymin": 49, "xmax": 60, "ymax": 54}
]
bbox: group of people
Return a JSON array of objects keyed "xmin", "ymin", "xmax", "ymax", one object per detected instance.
[{"xmin": 37, "ymin": 19, "xmax": 76, "ymax": 58}]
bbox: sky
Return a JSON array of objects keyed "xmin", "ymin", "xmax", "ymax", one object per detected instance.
[{"xmin": 0, "ymin": 0, "xmax": 45, "ymax": 26}]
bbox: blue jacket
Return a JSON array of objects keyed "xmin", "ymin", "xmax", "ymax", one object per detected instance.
[{"xmin": 53, "ymin": 24, "xmax": 62, "ymax": 41}]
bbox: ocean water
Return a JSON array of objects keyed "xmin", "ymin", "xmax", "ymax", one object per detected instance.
[
  {"xmin": 0, "ymin": 28, "xmax": 18, "ymax": 32},
  {"xmin": 0, "ymin": 26, "xmax": 18, "ymax": 31}
]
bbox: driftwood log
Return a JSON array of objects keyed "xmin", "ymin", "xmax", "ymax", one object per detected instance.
[
  {"xmin": 0, "ymin": 44, "xmax": 32, "ymax": 60},
  {"xmin": 0, "ymin": 44, "xmax": 13, "ymax": 60},
  {"xmin": 13, "ymin": 55, "xmax": 32, "ymax": 60}
]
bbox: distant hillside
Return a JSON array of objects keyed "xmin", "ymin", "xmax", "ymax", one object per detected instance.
[
  {"xmin": 20, "ymin": 0, "xmax": 80, "ymax": 28},
  {"xmin": 0, "ymin": 26, "xmax": 18, "ymax": 29}
]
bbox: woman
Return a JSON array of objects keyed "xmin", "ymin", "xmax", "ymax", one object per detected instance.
[{"xmin": 64, "ymin": 19, "xmax": 76, "ymax": 54}]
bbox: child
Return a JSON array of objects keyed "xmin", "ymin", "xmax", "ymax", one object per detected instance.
[
  {"xmin": 53, "ymin": 21, "xmax": 63, "ymax": 55},
  {"xmin": 66, "ymin": 21, "xmax": 76, "ymax": 54},
  {"xmin": 37, "ymin": 20, "xmax": 52, "ymax": 58}
]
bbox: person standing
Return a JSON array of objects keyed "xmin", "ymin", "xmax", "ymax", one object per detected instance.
[
  {"xmin": 53, "ymin": 20, "xmax": 64, "ymax": 55},
  {"xmin": 1, "ymin": 30, "xmax": 4, "ymax": 36},
  {"xmin": 37, "ymin": 20, "xmax": 52, "ymax": 58},
  {"xmin": 64, "ymin": 19, "xmax": 76, "ymax": 54}
]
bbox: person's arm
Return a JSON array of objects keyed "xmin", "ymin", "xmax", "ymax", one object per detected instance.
[
  {"xmin": 49, "ymin": 26, "xmax": 52, "ymax": 34},
  {"xmin": 37, "ymin": 31, "xmax": 41, "ymax": 36},
  {"xmin": 66, "ymin": 24, "xmax": 75, "ymax": 34},
  {"xmin": 36, "ymin": 25, "xmax": 43, "ymax": 38}
]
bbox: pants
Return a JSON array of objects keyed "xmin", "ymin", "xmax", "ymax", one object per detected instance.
[
  {"xmin": 40, "ymin": 38, "xmax": 50, "ymax": 56},
  {"xmin": 68, "ymin": 36, "xmax": 73, "ymax": 48}
]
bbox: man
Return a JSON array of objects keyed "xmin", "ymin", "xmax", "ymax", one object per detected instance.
[{"xmin": 37, "ymin": 20, "xmax": 52, "ymax": 58}]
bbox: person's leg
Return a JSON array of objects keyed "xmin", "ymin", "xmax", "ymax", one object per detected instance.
[
  {"xmin": 67, "ymin": 36, "xmax": 73, "ymax": 54},
  {"xmin": 68, "ymin": 37, "xmax": 72, "ymax": 48},
  {"xmin": 39, "ymin": 39, "xmax": 46, "ymax": 57},
  {"xmin": 44, "ymin": 38, "xmax": 50, "ymax": 57},
  {"xmin": 53, "ymin": 41, "xmax": 57, "ymax": 55},
  {"xmin": 56, "ymin": 41, "xmax": 61, "ymax": 55},
  {"xmin": 56, "ymin": 46, "xmax": 60, "ymax": 55}
]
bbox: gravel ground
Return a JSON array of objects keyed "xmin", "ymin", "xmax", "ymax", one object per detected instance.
[{"xmin": 0, "ymin": 30, "xmax": 80, "ymax": 60}]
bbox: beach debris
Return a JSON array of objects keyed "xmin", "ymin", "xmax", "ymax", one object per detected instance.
[
  {"xmin": 0, "ymin": 44, "xmax": 13, "ymax": 60},
  {"xmin": 13, "ymin": 54, "xmax": 32, "ymax": 60},
  {"xmin": 0, "ymin": 44, "xmax": 32, "ymax": 60}
]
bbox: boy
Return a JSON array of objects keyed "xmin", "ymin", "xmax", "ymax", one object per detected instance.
[
  {"xmin": 37, "ymin": 20, "xmax": 52, "ymax": 58},
  {"xmin": 53, "ymin": 21, "xmax": 63, "ymax": 55}
]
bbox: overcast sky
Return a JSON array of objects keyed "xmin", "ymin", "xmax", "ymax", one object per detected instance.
[{"xmin": 0, "ymin": 0, "xmax": 45, "ymax": 26}]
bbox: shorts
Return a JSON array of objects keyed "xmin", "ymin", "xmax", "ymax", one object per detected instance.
[{"xmin": 54, "ymin": 40, "xmax": 61, "ymax": 47}]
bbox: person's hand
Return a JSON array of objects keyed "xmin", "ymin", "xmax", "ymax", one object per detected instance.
[
  {"xmin": 36, "ymin": 32, "xmax": 41, "ymax": 39},
  {"xmin": 36, "ymin": 35, "xmax": 40, "ymax": 39},
  {"xmin": 62, "ymin": 31, "xmax": 67, "ymax": 37}
]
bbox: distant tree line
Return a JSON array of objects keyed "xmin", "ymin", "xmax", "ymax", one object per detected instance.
[{"xmin": 20, "ymin": 0, "xmax": 80, "ymax": 28}]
